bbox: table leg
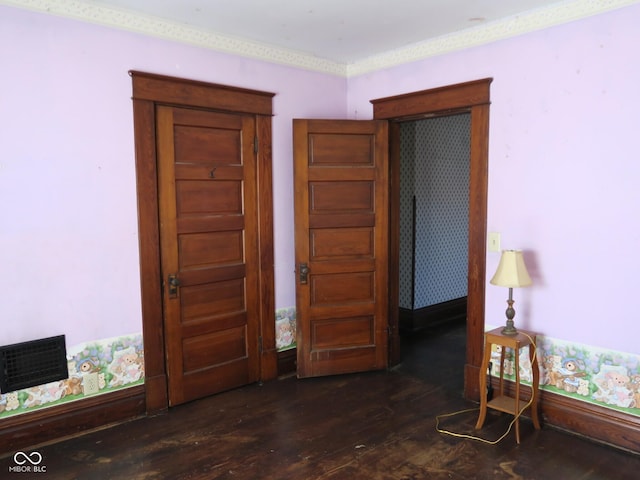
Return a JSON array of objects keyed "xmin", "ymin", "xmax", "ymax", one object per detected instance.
[
  {"xmin": 514, "ymin": 347, "xmax": 521, "ymax": 444},
  {"xmin": 475, "ymin": 339, "xmax": 492, "ymax": 429},
  {"xmin": 529, "ymin": 342, "xmax": 541, "ymax": 430}
]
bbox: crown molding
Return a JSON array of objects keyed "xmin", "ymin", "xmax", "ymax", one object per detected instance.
[
  {"xmin": 1, "ymin": 0, "xmax": 347, "ymax": 76},
  {"xmin": 2, "ymin": 0, "xmax": 638, "ymax": 78},
  {"xmin": 347, "ymin": 0, "xmax": 640, "ymax": 76}
]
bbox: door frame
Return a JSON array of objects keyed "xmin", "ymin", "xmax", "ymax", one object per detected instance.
[
  {"xmin": 130, "ymin": 71, "xmax": 277, "ymax": 414},
  {"xmin": 372, "ymin": 78, "xmax": 492, "ymax": 401}
]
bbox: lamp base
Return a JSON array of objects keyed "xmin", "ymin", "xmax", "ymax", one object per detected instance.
[
  {"xmin": 501, "ymin": 323, "xmax": 518, "ymax": 336},
  {"xmin": 501, "ymin": 291, "xmax": 518, "ymax": 335},
  {"xmin": 501, "ymin": 326, "xmax": 518, "ymax": 336}
]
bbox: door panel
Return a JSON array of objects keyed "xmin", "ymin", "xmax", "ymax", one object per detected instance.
[
  {"xmin": 157, "ymin": 106, "xmax": 260, "ymax": 405},
  {"xmin": 294, "ymin": 119, "xmax": 389, "ymax": 378}
]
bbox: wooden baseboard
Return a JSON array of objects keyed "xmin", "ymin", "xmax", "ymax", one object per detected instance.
[
  {"xmin": 464, "ymin": 363, "xmax": 481, "ymax": 401},
  {"xmin": 541, "ymin": 389, "xmax": 640, "ymax": 453},
  {"xmin": 144, "ymin": 374, "xmax": 168, "ymax": 415},
  {"xmin": 277, "ymin": 348, "xmax": 297, "ymax": 377},
  {"xmin": 0, "ymin": 385, "xmax": 145, "ymax": 455},
  {"xmin": 399, "ymin": 297, "xmax": 467, "ymax": 332},
  {"xmin": 486, "ymin": 378, "xmax": 640, "ymax": 453},
  {"xmin": 3, "ymin": 369, "xmax": 639, "ymax": 455}
]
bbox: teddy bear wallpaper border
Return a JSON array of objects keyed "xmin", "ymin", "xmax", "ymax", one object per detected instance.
[
  {"xmin": 0, "ymin": 333, "xmax": 144, "ymax": 419},
  {"xmin": 0, "ymin": 307, "xmax": 297, "ymax": 420},
  {"xmin": 2, "ymin": 317, "xmax": 638, "ymax": 420},
  {"xmin": 275, "ymin": 307, "xmax": 296, "ymax": 352},
  {"xmin": 489, "ymin": 329, "xmax": 640, "ymax": 416}
]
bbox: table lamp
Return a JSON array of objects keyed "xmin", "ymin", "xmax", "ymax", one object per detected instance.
[{"xmin": 490, "ymin": 249, "xmax": 532, "ymax": 335}]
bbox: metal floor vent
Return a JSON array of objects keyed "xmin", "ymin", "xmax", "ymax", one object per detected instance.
[{"xmin": 0, "ymin": 335, "xmax": 68, "ymax": 393}]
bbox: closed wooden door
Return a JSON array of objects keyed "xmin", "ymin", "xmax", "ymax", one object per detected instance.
[
  {"xmin": 156, "ymin": 105, "xmax": 260, "ymax": 405},
  {"xmin": 293, "ymin": 119, "xmax": 389, "ymax": 377}
]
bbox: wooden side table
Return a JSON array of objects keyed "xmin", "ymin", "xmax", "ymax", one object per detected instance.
[{"xmin": 475, "ymin": 327, "xmax": 541, "ymax": 443}]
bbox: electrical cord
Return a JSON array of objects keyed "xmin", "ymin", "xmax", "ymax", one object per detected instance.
[{"xmin": 435, "ymin": 331, "xmax": 538, "ymax": 445}]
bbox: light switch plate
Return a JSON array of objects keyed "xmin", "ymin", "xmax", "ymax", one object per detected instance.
[{"xmin": 488, "ymin": 232, "xmax": 501, "ymax": 252}]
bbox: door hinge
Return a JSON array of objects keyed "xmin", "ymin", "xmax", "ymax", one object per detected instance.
[{"xmin": 253, "ymin": 136, "xmax": 258, "ymax": 154}]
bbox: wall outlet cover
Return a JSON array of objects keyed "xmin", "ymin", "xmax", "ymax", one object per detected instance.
[{"xmin": 82, "ymin": 372, "xmax": 100, "ymax": 395}]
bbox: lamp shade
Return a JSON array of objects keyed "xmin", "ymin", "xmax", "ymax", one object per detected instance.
[{"xmin": 490, "ymin": 250, "xmax": 532, "ymax": 288}]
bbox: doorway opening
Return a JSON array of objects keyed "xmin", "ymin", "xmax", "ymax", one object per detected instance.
[
  {"xmin": 397, "ymin": 113, "xmax": 470, "ymax": 333},
  {"xmin": 372, "ymin": 78, "xmax": 491, "ymax": 400}
]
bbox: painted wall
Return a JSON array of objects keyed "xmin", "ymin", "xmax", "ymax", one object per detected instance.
[
  {"xmin": 0, "ymin": 5, "xmax": 347, "ymax": 350},
  {"xmin": 348, "ymin": 4, "xmax": 640, "ymax": 355},
  {"xmin": 1, "ymin": 2, "xmax": 638, "ymax": 369}
]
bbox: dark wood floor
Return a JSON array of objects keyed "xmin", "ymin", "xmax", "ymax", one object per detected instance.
[{"xmin": 2, "ymin": 321, "xmax": 639, "ymax": 479}]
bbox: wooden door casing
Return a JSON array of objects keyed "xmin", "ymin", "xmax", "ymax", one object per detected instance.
[
  {"xmin": 294, "ymin": 119, "xmax": 389, "ymax": 378},
  {"xmin": 131, "ymin": 71, "xmax": 276, "ymax": 413},
  {"xmin": 372, "ymin": 78, "xmax": 491, "ymax": 401},
  {"xmin": 133, "ymin": 73, "xmax": 489, "ymax": 409}
]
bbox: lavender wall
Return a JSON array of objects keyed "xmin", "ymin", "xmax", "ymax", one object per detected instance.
[
  {"xmin": 0, "ymin": 5, "xmax": 346, "ymax": 347},
  {"xmin": 348, "ymin": 4, "xmax": 640, "ymax": 353},
  {"xmin": 2, "ymin": 3, "xmax": 638, "ymax": 358}
]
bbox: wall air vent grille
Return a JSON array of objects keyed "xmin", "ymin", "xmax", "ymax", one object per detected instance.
[{"xmin": 0, "ymin": 335, "xmax": 68, "ymax": 393}]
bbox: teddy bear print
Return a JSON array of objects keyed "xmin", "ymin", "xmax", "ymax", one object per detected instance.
[
  {"xmin": 23, "ymin": 381, "xmax": 66, "ymax": 408},
  {"xmin": 606, "ymin": 372, "xmax": 633, "ymax": 407},
  {"xmin": 558, "ymin": 358, "xmax": 586, "ymax": 392},
  {"xmin": 577, "ymin": 378, "xmax": 590, "ymax": 396},
  {"xmin": 63, "ymin": 376, "xmax": 84, "ymax": 396},
  {"xmin": 489, "ymin": 345, "xmax": 515, "ymax": 377},
  {"xmin": 542, "ymin": 355, "xmax": 557, "ymax": 385},
  {"xmin": 276, "ymin": 318, "xmax": 296, "ymax": 350},
  {"xmin": 592, "ymin": 365, "xmax": 634, "ymax": 408},
  {"xmin": 77, "ymin": 358, "xmax": 100, "ymax": 374},
  {"xmin": 629, "ymin": 374, "xmax": 640, "ymax": 408},
  {"xmin": 544, "ymin": 356, "xmax": 586, "ymax": 392},
  {"xmin": 5, "ymin": 391, "xmax": 20, "ymax": 411},
  {"xmin": 108, "ymin": 347, "xmax": 144, "ymax": 387}
]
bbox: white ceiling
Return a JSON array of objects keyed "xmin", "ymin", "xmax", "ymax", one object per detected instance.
[
  {"xmin": 85, "ymin": 0, "xmax": 565, "ymax": 63},
  {"xmin": 4, "ymin": 0, "xmax": 636, "ymax": 75}
]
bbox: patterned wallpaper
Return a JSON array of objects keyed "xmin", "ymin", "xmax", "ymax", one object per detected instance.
[{"xmin": 399, "ymin": 114, "xmax": 471, "ymax": 309}]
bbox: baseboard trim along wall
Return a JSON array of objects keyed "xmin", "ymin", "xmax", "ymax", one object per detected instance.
[
  {"xmin": 491, "ymin": 378, "xmax": 640, "ymax": 453},
  {"xmin": 2, "ymin": 368, "xmax": 639, "ymax": 455},
  {"xmin": 399, "ymin": 297, "xmax": 467, "ymax": 332},
  {"xmin": 0, "ymin": 385, "xmax": 145, "ymax": 455}
]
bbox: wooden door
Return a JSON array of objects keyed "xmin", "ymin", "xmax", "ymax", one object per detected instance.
[
  {"xmin": 157, "ymin": 105, "xmax": 260, "ymax": 405},
  {"xmin": 293, "ymin": 119, "xmax": 389, "ymax": 378}
]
